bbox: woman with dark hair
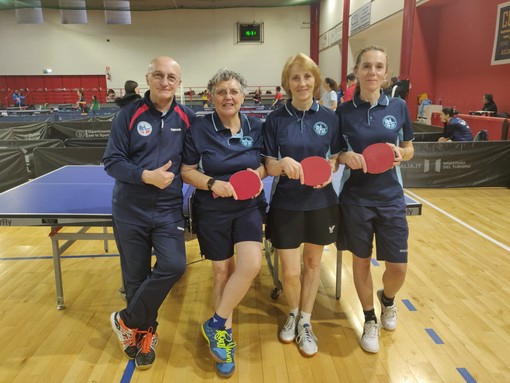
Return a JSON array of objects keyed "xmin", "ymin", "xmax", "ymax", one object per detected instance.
[
  {"xmin": 320, "ymin": 77, "xmax": 338, "ymax": 110},
  {"xmin": 438, "ymin": 107, "xmax": 473, "ymax": 142},
  {"xmin": 115, "ymin": 80, "xmax": 142, "ymax": 108},
  {"xmin": 482, "ymin": 93, "xmax": 497, "ymax": 115}
]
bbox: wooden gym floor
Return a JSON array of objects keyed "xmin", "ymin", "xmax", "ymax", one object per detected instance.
[{"xmin": 0, "ymin": 187, "xmax": 509, "ymax": 383}]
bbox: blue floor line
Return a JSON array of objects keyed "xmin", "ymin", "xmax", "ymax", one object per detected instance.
[
  {"xmin": 425, "ymin": 328, "xmax": 444, "ymax": 344},
  {"xmin": 402, "ymin": 299, "xmax": 417, "ymax": 311},
  {"xmin": 456, "ymin": 368, "xmax": 477, "ymax": 383},
  {"xmin": 120, "ymin": 360, "xmax": 135, "ymax": 383}
]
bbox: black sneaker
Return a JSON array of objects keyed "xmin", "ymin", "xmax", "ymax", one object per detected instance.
[
  {"xmin": 135, "ymin": 328, "xmax": 158, "ymax": 370},
  {"xmin": 110, "ymin": 312, "xmax": 139, "ymax": 359}
]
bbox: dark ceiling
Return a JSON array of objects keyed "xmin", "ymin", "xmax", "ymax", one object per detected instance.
[{"xmin": 0, "ymin": 0, "xmax": 319, "ymax": 11}]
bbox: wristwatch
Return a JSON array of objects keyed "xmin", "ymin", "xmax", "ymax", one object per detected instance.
[{"xmin": 206, "ymin": 178, "xmax": 216, "ymax": 191}]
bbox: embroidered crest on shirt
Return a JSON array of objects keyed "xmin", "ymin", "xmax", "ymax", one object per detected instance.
[
  {"xmin": 382, "ymin": 115, "xmax": 398, "ymax": 129},
  {"xmin": 313, "ymin": 122, "xmax": 328, "ymax": 136},
  {"xmin": 240, "ymin": 136, "xmax": 254, "ymax": 148},
  {"xmin": 137, "ymin": 121, "xmax": 152, "ymax": 136}
]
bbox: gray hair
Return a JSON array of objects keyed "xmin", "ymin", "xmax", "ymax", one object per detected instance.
[{"xmin": 207, "ymin": 68, "xmax": 248, "ymax": 95}]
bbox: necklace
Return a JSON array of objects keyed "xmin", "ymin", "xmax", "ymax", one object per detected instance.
[{"xmin": 291, "ymin": 105, "xmax": 306, "ymax": 121}]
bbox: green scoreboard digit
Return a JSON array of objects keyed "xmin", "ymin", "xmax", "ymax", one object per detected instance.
[{"xmin": 237, "ymin": 23, "xmax": 263, "ymax": 43}]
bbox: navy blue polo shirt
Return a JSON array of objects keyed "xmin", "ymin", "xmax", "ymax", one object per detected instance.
[
  {"xmin": 263, "ymin": 99, "xmax": 340, "ymax": 211},
  {"xmin": 444, "ymin": 117, "xmax": 473, "ymax": 141},
  {"xmin": 182, "ymin": 112, "xmax": 265, "ymax": 211},
  {"xmin": 336, "ymin": 91, "xmax": 414, "ymax": 206}
]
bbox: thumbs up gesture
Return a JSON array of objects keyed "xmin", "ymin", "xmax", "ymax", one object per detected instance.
[{"xmin": 142, "ymin": 160, "xmax": 175, "ymax": 189}]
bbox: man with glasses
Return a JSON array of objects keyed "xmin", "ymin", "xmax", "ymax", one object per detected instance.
[{"xmin": 104, "ymin": 56, "xmax": 195, "ymax": 370}]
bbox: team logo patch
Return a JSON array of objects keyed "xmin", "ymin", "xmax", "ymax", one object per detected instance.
[
  {"xmin": 240, "ymin": 136, "xmax": 254, "ymax": 148},
  {"xmin": 313, "ymin": 122, "xmax": 328, "ymax": 136},
  {"xmin": 137, "ymin": 121, "xmax": 152, "ymax": 136},
  {"xmin": 382, "ymin": 115, "xmax": 398, "ymax": 129}
]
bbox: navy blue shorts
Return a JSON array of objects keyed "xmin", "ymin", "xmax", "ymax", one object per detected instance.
[
  {"xmin": 195, "ymin": 205, "xmax": 265, "ymax": 261},
  {"xmin": 337, "ymin": 203, "xmax": 409, "ymax": 263},
  {"xmin": 266, "ymin": 205, "xmax": 338, "ymax": 249}
]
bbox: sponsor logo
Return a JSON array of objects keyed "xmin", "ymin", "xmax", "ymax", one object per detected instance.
[
  {"xmin": 0, "ymin": 219, "xmax": 12, "ymax": 226},
  {"xmin": 170, "ymin": 128, "xmax": 181, "ymax": 132},
  {"xmin": 423, "ymin": 159, "xmax": 472, "ymax": 173},
  {"xmin": 137, "ymin": 121, "xmax": 152, "ymax": 136},
  {"xmin": 329, "ymin": 225, "xmax": 335, "ymax": 234},
  {"xmin": 313, "ymin": 122, "xmax": 328, "ymax": 136},
  {"xmin": 382, "ymin": 115, "xmax": 398, "ymax": 129},
  {"xmin": 424, "ymin": 159, "xmax": 442, "ymax": 173}
]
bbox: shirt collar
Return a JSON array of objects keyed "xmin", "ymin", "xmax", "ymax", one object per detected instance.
[
  {"xmin": 352, "ymin": 90, "xmax": 389, "ymax": 108},
  {"xmin": 211, "ymin": 112, "xmax": 251, "ymax": 134},
  {"xmin": 284, "ymin": 99, "xmax": 320, "ymax": 116}
]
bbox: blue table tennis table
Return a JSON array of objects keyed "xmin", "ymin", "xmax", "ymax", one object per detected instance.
[{"xmin": 0, "ymin": 165, "xmax": 195, "ymax": 310}]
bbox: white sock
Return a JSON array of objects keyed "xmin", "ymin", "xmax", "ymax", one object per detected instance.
[{"xmin": 299, "ymin": 311, "xmax": 311, "ymax": 327}]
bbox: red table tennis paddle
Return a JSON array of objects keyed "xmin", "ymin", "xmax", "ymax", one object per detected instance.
[
  {"xmin": 362, "ymin": 143, "xmax": 395, "ymax": 174},
  {"xmin": 301, "ymin": 156, "xmax": 331, "ymax": 186},
  {"xmin": 229, "ymin": 170, "xmax": 261, "ymax": 200}
]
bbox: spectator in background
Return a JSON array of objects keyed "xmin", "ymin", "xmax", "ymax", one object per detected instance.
[
  {"xmin": 336, "ymin": 82, "xmax": 344, "ymax": 103},
  {"xmin": 253, "ymin": 88, "xmax": 262, "ymax": 105},
  {"xmin": 417, "ymin": 93, "xmax": 432, "ymax": 120},
  {"xmin": 438, "ymin": 107, "xmax": 473, "ymax": 142},
  {"xmin": 387, "ymin": 77, "xmax": 410, "ymax": 100},
  {"xmin": 201, "ymin": 89, "xmax": 210, "ymax": 109},
  {"xmin": 115, "ymin": 80, "xmax": 142, "ymax": 108},
  {"xmin": 319, "ymin": 77, "xmax": 338, "ymax": 110},
  {"xmin": 481, "ymin": 93, "xmax": 497, "ymax": 115},
  {"xmin": 384, "ymin": 76, "xmax": 399, "ymax": 96},
  {"xmin": 271, "ymin": 86, "xmax": 284, "ymax": 109},
  {"xmin": 341, "ymin": 73, "xmax": 357, "ymax": 103},
  {"xmin": 90, "ymin": 95, "xmax": 100, "ymax": 115},
  {"xmin": 76, "ymin": 90, "xmax": 87, "ymax": 113},
  {"xmin": 12, "ymin": 90, "xmax": 25, "ymax": 107},
  {"xmin": 106, "ymin": 88, "xmax": 116, "ymax": 102}
]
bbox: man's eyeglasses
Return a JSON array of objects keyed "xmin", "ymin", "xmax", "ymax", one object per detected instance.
[{"xmin": 149, "ymin": 72, "xmax": 180, "ymax": 85}]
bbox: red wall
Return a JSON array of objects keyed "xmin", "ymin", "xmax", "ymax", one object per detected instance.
[
  {"xmin": 409, "ymin": 0, "xmax": 510, "ymax": 119},
  {"xmin": 0, "ymin": 75, "xmax": 108, "ymax": 106}
]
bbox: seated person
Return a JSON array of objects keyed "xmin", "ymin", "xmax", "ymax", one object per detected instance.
[
  {"xmin": 106, "ymin": 89, "xmax": 116, "ymax": 102},
  {"xmin": 12, "ymin": 90, "xmax": 25, "ymax": 107},
  {"xmin": 481, "ymin": 93, "xmax": 497, "ymax": 115},
  {"xmin": 438, "ymin": 107, "xmax": 473, "ymax": 142}
]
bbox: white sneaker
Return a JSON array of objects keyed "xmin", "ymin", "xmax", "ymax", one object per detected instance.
[
  {"xmin": 361, "ymin": 320, "xmax": 379, "ymax": 353},
  {"xmin": 279, "ymin": 313, "xmax": 297, "ymax": 343},
  {"xmin": 296, "ymin": 323, "xmax": 318, "ymax": 357},
  {"xmin": 377, "ymin": 289, "xmax": 397, "ymax": 331}
]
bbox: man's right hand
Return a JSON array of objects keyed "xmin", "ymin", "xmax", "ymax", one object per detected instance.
[{"xmin": 142, "ymin": 160, "xmax": 175, "ymax": 189}]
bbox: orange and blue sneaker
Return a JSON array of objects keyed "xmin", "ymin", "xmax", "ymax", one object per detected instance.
[
  {"xmin": 110, "ymin": 312, "xmax": 139, "ymax": 359},
  {"xmin": 135, "ymin": 328, "xmax": 158, "ymax": 370}
]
